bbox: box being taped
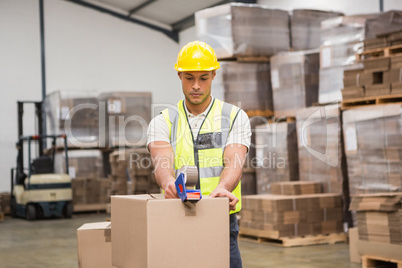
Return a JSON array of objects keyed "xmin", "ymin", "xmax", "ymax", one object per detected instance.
[
  {"xmin": 111, "ymin": 194, "xmax": 229, "ymax": 268},
  {"xmin": 77, "ymin": 222, "xmax": 112, "ymax": 268}
]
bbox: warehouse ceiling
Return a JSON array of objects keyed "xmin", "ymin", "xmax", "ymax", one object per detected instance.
[{"xmin": 66, "ymin": 0, "xmax": 257, "ymax": 42}]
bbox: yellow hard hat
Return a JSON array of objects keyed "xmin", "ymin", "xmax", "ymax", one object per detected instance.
[{"xmin": 174, "ymin": 41, "xmax": 220, "ymax": 71}]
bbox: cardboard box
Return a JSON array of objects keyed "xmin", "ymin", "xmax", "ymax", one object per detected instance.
[
  {"xmin": 77, "ymin": 222, "xmax": 112, "ymax": 268},
  {"xmin": 349, "ymin": 227, "xmax": 361, "ymax": 263},
  {"xmin": 111, "ymin": 194, "xmax": 229, "ymax": 268},
  {"xmin": 356, "ymin": 240, "xmax": 402, "ymax": 261}
]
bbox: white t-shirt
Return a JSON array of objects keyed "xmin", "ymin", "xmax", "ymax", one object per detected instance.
[{"xmin": 147, "ymin": 97, "xmax": 251, "ymax": 149}]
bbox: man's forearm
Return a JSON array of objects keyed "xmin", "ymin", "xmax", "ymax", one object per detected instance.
[
  {"xmin": 217, "ymin": 166, "xmax": 242, "ymax": 192},
  {"xmin": 149, "ymin": 141, "xmax": 176, "ymax": 190},
  {"xmin": 217, "ymin": 144, "xmax": 248, "ymax": 192}
]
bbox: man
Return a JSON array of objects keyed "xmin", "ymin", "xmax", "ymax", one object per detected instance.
[{"xmin": 147, "ymin": 41, "xmax": 251, "ymax": 268}]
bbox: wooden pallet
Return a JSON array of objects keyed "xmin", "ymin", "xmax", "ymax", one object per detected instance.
[
  {"xmin": 341, "ymin": 94, "xmax": 402, "ymax": 110},
  {"xmin": 239, "ymin": 228, "xmax": 347, "ymax": 247},
  {"xmin": 73, "ymin": 203, "xmax": 108, "ymax": 213},
  {"xmin": 357, "ymin": 44, "xmax": 402, "ymax": 61},
  {"xmin": 245, "ymin": 109, "xmax": 273, "ymax": 118},
  {"xmin": 274, "ymin": 116, "xmax": 296, "ymax": 123},
  {"xmin": 362, "ymin": 255, "xmax": 402, "ymax": 268}
]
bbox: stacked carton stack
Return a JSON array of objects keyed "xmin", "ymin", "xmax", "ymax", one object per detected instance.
[
  {"xmin": 342, "ymin": 104, "xmax": 402, "ymax": 195},
  {"xmin": 296, "ymin": 105, "xmax": 347, "ymax": 194},
  {"xmin": 342, "ymin": 30, "xmax": 402, "ymax": 99},
  {"xmin": 255, "ymin": 122, "xmax": 299, "ymax": 194},
  {"xmin": 350, "ymin": 193, "xmax": 402, "ymax": 245},
  {"xmin": 54, "ymin": 150, "xmax": 108, "ymax": 205},
  {"xmin": 318, "ymin": 14, "xmax": 376, "ymax": 103},
  {"xmin": 71, "ymin": 178, "xmax": 111, "ymax": 205},
  {"xmin": 126, "ymin": 148, "xmax": 159, "ymax": 194},
  {"xmin": 0, "ymin": 193, "xmax": 11, "ymax": 215},
  {"xmin": 213, "ymin": 61, "xmax": 273, "ymax": 113},
  {"xmin": 55, "ymin": 150, "xmax": 104, "ymax": 179},
  {"xmin": 195, "ymin": 3, "xmax": 290, "ymax": 59},
  {"xmin": 290, "ymin": 9, "xmax": 343, "ymax": 51},
  {"xmin": 109, "ymin": 148, "xmax": 160, "ymax": 195},
  {"xmin": 270, "ymin": 50, "xmax": 320, "ymax": 117},
  {"xmin": 271, "ymin": 181, "xmax": 322, "ymax": 195},
  {"xmin": 319, "ymin": 11, "xmax": 402, "ymax": 103},
  {"xmin": 99, "ymin": 92, "xmax": 152, "ymax": 148},
  {"xmin": 109, "ymin": 150, "xmax": 130, "ymax": 195},
  {"xmin": 240, "ymin": 193, "xmax": 344, "ymax": 238},
  {"xmin": 45, "ymin": 90, "xmax": 99, "ymax": 148}
]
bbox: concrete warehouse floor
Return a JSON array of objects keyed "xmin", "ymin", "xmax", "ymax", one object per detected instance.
[{"xmin": 0, "ymin": 213, "xmax": 361, "ymax": 268}]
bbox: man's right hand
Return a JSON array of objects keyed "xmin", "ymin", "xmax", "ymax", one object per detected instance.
[{"xmin": 164, "ymin": 180, "xmax": 178, "ymax": 199}]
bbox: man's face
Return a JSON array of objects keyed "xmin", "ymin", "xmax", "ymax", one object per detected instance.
[{"xmin": 178, "ymin": 71, "xmax": 216, "ymax": 106}]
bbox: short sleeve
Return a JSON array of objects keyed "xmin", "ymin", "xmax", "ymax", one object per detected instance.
[{"xmin": 225, "ymin": 109, "xmax": 251, "ymax": 149}]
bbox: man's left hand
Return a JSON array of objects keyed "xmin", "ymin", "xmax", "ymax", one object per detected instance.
[{"xmin": 209, "ymin": 187, "xmax": 239, "ymax": 211}]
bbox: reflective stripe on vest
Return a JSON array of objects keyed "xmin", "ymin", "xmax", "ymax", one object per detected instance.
[{"xmin": 162, "ymin": 98, "xmax": 242, "ymax": 214}]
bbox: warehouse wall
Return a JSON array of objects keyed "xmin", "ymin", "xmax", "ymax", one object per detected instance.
[
  {"xmin": 0, "ymin": 0, "xmax": 181, "ymax": 192},
  {"xmin": 257, "ymin": 0, "xmax": 401, "ymax": 14}
]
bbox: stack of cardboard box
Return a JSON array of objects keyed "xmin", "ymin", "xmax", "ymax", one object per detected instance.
[
  {"xmin": 195, "ymin": 3, "xmax": 290, "ymax": 59},
  {"xmin": 213, "ymin": 61, "xmax": 273, "ymax": 112},
  {"xmin": 318, "ymin": 14, "xmax": 376, "ymax": 103},
  {"xmin": 342, "ymin": 29, "xmax": 402, "ymax": 99},
  {"xmin": 0, "ymin": 192, "xmax": 11, "ymax": 215},
  {"xmin": 342, "ymin": 104, "xmax": 402, "ymax": 195},
  {"xmin": 55, "ymin": 150, "xmax": 108, "ymax": 206},
  {"xmin": 99, "ymin": 92, "xmax": 152, "ymax": 148},
  {"xmin": 45, "ymin": 90, "xmax": 100, "ymax": 148},
  {"xmin": 109, "ymin": 148, "xmax": 160, "ymax": 196},
  {"xmin": 255, "ymin": 122, "xmax": 299, "ymax": 194},
  {"xmin": 126, "ymin": 148, "xmax": 160, "ymax": 195},
  {"xmin": 240, "ymin": 193, "xmax": 344, "ymax": 238},
  {"xmin": 55, "ymin": 150, "xmax": 104, "ymax": 179},
  {"xmin": 109, "ymin": 150, "xmax": 130, "ymax": 195},
  {"xmin": 71, "ymin": 178, "xmax": 111, "ymax": 205},
  {"xmin": 350, "ymin": 193, "xmax": 402, "ymax": 245},
  {"xmin": 271, "ymin": 181, "xmax": 322, "ymax": 195},
  {"xmin": 270, "ymin": 50, "xmax": 320, "ymax": 117},
  {"xmin": 319, "ymin": 11, "xmax": 402, "ymax": 103},
  {"xmin": 290, "ymin": 9, "xmax": 343, "ymax": 51},
  {"xmin": 296, "ymin": 105, "xmax": 347, "ymax": 194}
]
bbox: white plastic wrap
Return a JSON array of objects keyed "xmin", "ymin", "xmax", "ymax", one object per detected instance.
[
  {"xmin": 99, "ymin": 92, "xmax": 151, "ymax": 148},
  {"xmin": 213, "ymin": 61, "xmax": 272, "ymax": 111},
  {"xmin": 291, "ymin": 9, "xmax": 343, "ymax": 51},
  {"xmin": 270, "ymin": 50, "xmax": 320, "ymax": 117},
  {"xmin": 195, "ymin": 3, "xmax": 290, "ymax": 58},
  {"xmin": 45, "ymin": 90, "xmax": 99, "ymax": 148}
]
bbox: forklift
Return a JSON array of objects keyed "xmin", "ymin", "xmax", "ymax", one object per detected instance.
[{"xmin": 10, "ymin": 101, "xmax": 73, "ymax": 220}]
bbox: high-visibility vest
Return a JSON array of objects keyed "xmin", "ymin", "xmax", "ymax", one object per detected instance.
[{"xmin": 161, "ymin": 98, "xmax": 242, "ymax": 214}]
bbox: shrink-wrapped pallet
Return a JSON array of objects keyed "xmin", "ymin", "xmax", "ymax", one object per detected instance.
[
  {"xmin": 270, "ymin": 50, "xmax": 320, "ymax": 117},
  {"xmin": 296, "ymin": 105, "xmax": 346, "ymax": 194},
  {"xmin": 343, "ymin": 104, "xmax": 402, "ymax": 195},
  {"xmin": 99, "ymin": 92, "xmax": 152, "ymax": 148},
  {"xmin": 318, "ymin": 14, "xmax": 377, "ymax": 103},
  {"xmin": 213, "ymin": 61, "xmax": 272, "ymax": 111},
  {"xmin": 45, "ymin": 90, "xmax": 99, "ymax": 148},
  {"xmin": 195, "ymin": 3, "xmax": 289, "ymax": 59},
  {"xmin": 255, "ymin": 122, "xmax": 299, "ymax": 194},
  {"xmin": 291, "ymin": 9, "xmax": 343, "ymax": 51}
]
